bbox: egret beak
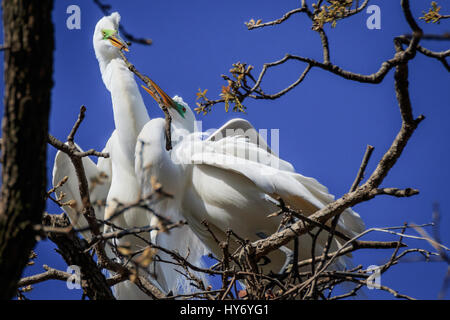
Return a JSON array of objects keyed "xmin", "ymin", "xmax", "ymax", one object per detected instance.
[
  {"xmin": 141, "ymin": 85, "xmax": 158, "ymax": 101},
  {"xmin": 141, "ymin": 78, "xmax": 173, "ymax": 107},
  {"xmin": 109, "ymin": 35, "xmax": 129, "ymax": 52},
  {"xmin": 141, "ymin": 79, "xmax": 186, "ymax": 118}
]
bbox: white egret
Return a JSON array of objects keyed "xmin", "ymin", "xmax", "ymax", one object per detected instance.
[
  {"xmin": 92, "ymin": 12, "xmax": 208, "ymax": 296},
  {"xmin": 92, "ymin": 12, "xmax": 169, "ymax": 299},
  {"xmin": 53, "ymin": 12, "xmax": 155, "ymax": 299},
  {"xmin": 137, "ymin": 79, "xmax": 365, "ymax": 275},
  {"xmin": 54, "ymin": 13, "xmax": 162, "ymax": 299}
]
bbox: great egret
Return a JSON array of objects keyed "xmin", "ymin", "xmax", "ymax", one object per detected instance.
[
  {"xmin": 92, "ymin": 12, "xmax": 174, "ymax": 299},
  {"xmin": 92, "ymin": 12, "xmax": 208, "ymax": 296},
  {"xmin": 54, "ymin": 13, "xmax": 167, "ymax": 299},
  {"xmin": 137, "ymin": 79, "xmax": 365, "ymax": 275},
  {"xmin": 52, "ymin": 12, "xmax": 155, "ymax": 299}
]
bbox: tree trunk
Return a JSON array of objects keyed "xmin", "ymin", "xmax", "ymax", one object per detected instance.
[{"xmin": 0, "ymin": 0, "xmax": 54, "ymax": 299}]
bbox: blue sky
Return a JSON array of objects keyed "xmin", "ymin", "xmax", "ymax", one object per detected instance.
[{"xmin": 1, "ymin": 0, "xmax": 449, "ymax": 299}]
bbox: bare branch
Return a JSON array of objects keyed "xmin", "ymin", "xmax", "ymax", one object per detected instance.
[
  {"xmin": 372, "ymin": 187, "xmax": 420, "ymax": 198},
  {"xmin": 242, "ymin": 1, "xmax": 425, "ymax": 264},
  {"xmin": 350, "ymin": 145, "xmax": 375, "ymax": 192},
  {"xmin": 42, "ymin": 213, "xmax": 115, "ymax": 299},
  {"xmin": 246, "ymin": 8, "xmax": 306, "ymax": 30},
  {"xmin": 18, "ymin": 265, "xmax": 71, "ymax": 287}
]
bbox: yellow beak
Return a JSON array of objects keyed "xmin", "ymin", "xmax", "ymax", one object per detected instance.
[
  {"xmin": 141, "ymin": 78, "xmax": 173, "ymax": 107},
  {"xmin": 109, "ymin": 35, "xmax": 129, "ymax": 52}
]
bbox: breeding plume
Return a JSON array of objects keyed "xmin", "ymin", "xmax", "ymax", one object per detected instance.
[{"xmin": 137, "ymin": 79, "xmax": 366, "ymax": 274}]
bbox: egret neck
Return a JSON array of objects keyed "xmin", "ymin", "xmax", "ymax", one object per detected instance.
[{"xmin": 101, "ymin": 58, "xmax": 150, "ymax": 168}]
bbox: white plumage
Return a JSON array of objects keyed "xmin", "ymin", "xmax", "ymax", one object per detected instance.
[
  {"xmin": 53, "ymin": 11, "xmax": 365, "ymax": 299},
  {"xmin": 52, "ymin": 140, "xmax": 112, "ymax": 239},
  {"xmin": 137, "ymin": 87, "xmax": 365, "ymax": 275},
  {"xmin": 52, "ymin": 12, "xmax": 206, "ymax": 298}
]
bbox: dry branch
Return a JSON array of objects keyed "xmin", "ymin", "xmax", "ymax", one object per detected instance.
[
  {"xmin": 17, "ymin": 265, "xmax": 71, "ymax": 288},
  {"xmin": 42, "ymin": 213, "xmax": 115, "ymax": 299}
]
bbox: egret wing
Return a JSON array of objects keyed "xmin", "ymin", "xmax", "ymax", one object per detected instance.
[
  {"xmin": 96, "ymin": 130, "xmax": 115, "ymax": 188},
  {"xmin": 52, "ymin": 143, "xmax": 111, "ymax": 239},
  {"xmin": 205, "ymin": 118, "xmax": 273, "ymax": 154},
  {"xmin": 177, "ymin": 136, "xmax": 364, "ymax": 239}
]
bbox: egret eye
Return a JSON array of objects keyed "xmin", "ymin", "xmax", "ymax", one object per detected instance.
[{"xmin": 101, "ymin": 29, "xmax": 117, "ymax": 40}]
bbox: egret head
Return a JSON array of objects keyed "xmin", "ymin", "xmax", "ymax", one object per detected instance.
[
  {"xmin": 93, "ymin": 12, "xmax": 129, "ymax": 63},
  {"xmin": 171, "ymin": 95, "xmax": 196, "ymax": 128}
]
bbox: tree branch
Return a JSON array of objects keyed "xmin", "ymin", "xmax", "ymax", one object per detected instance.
[
  {"xmin": 42, "ymin": 213, "xmax": 115, "ymax": 299},
  {"xmin": 238, "ymin": 0, "xmax": 425, "ymax": 264},
  {"xmin": 18, "ymin": 265, "xmax": 71, "ymax": 287}
]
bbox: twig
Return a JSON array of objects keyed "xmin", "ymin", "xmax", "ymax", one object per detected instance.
[
  {"xmin": 246, "ymin": 7, "xmax": 306, "ymax": 30},
  {"xmin": 18, "ymin": 265, "xmax": 71, "ymax": 287},
  {"xmin": 350, "ymin": 145, "xmax": 375, "ymax": 192}
]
